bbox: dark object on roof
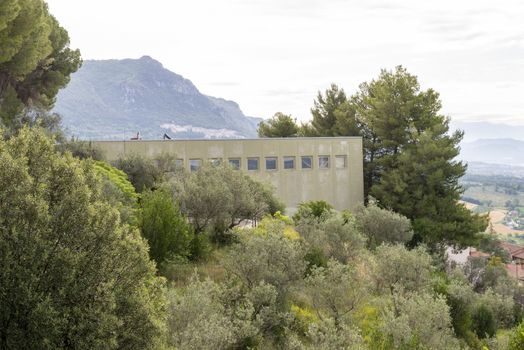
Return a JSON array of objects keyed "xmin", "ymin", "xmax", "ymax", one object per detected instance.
[{"xmin": 163, "ymin": 133, "xmax": 172, "ymax": 140}]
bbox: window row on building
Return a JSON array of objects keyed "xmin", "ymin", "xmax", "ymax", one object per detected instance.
[{"xmin": 179, "ymin": 155, "xmax": 348, "ymax": 172}]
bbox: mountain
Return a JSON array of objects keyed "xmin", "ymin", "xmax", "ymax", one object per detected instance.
[
  {"xmin": 450, "ymin": 121, "xmax": 524, "ymax": 143},
  {"xmin": 450, "ymin": 121, "xmax": 524, "ymax": 168},
  {"xmin": 53, "ymin": 56, "xmax": 260, "ymax": 139},
  {"xmin": 459, "ymin": 138, "xmax": 524, "ymax": 167},
  {"xmin": 465, "ymin": 161, "xmax": 524, "ymax": 178}
]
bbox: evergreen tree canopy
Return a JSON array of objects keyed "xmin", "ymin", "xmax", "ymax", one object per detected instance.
[
  {"xmin": 351, "ymin": 67, "xmax": 487, "ymax": 246},
  {"xmin": 371, "ymin": 126, "xmax": 488, "ymax": 246},
  {"xmin": 258, "ymin": 112, "xmax": 300, "ymax": 137},
  {"xmin": 351, "ymin": 66, "xmax": 444, "ymax": 196},
  {"xmin": 307, "ymin": 83, "xmax": 359, "ymax": 137},
  {"xmin": 0, "ymin": 0, "xmax": 81, "ymax": 128}
]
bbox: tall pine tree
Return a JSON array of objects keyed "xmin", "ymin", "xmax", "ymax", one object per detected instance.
[
  {"xmin": 0, "ymin": 0, "xmax": 81, "ymax": 130},
  {"xmin": 308, "ymin": 67, "xmax": 487, "ymax": 247},
  {"xmin": 307, "ymin": 83, "xmax": 360, "ymax": 137},
  {"xmin": 351, "ymin": 67, "xmax": 487, "ymax": 246}
]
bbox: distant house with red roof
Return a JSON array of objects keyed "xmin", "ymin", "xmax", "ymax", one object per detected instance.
[
  {"xmin": 501, "ymin": 242, "xmax": 524, "ymax": 263},
  {"xmin": 500, "ymin": 242, "xmax": 524, "ymax": 283},
  {"xmin": 505, "ymin": 263, "xmax": 524, "ymax": 283}
]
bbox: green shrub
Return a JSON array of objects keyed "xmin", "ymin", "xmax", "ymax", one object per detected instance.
[
  {"xmin": 189, "ymin": 233, "xmax": 212, "ymax": 261},
  {"xmin": 509, "ymin": 318, "xmax": 524, "ymax": 350},
  {"xmin": 472, "ymin": 304, "xmax": 496, "ymax": 339},
  {"xmin": 304, "ymin": 246, "xmax": 328, "ymax": 275},
  {"xmin": 140, "ymin": 189, "xmax": 194, "ymax": 265},
  {"xmin": 293, "ymin": 200, "xmax": 334, "ymax": 223}
]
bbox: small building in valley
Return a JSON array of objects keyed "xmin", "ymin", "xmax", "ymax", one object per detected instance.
[{"xmin": 92, "ymin": 137, "xmax": 364, "ymax": 212}]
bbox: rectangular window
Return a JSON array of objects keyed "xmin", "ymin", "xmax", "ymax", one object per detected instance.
[
  {"xmin": 335, "ymin": 155, "xmax": 347, "ymax": 168},
  {"xmin": 175, "ymin": 159, "xmax": 184, "ymax": 168},
  {"xmin": 283, "ymin": 156, "xmax": 295, "ymax": 170},
  {"xmin": 247, "ymin": 157, "xmax": 259, "ymax": 171},
  {"xmin": 301, "ymin": 156, "xmax": 312, "ymax": 169},
  {"xmin": 319, "ymin": 155, "xmax": 330, "ymax": 169},
  {"xmin": 228, "ymin": 158, "xmax": 241, "ymax": 170},
  {"xmin": 265, "ymin": 157, "xmax": 277, "ymax": 171},
  {"xmin": 209, "ymin": 158, "xmax": 222, "ymax": 167},
  {"xmin": 189, "ymin": 159, "xmax": 202, "ymax": 172}
]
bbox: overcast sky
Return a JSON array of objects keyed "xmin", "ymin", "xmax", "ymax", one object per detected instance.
[{"xmin": 46, "ymin": 0, "xmax": 524, "ymax": 124}]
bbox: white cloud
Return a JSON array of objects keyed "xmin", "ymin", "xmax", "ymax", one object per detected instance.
[{"xmin": 47, "ymin": 0, "xmax": 524, "ymax": 124}]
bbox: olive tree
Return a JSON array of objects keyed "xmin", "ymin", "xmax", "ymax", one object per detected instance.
[
  {"xmin": 113, "ymin": 152, "xmax": 178, "ymax": 192},
  {"xmin": 305, "ymin": 260, "xmax": 370, "ymax": 327},
  {"xmin": 353, "ymin": 200, "xmax": 413, "ymax": 249},
  {"xmin": 373, "ymin": 244, "xmax": 434, "ymax": 295},
  {"xmin": 296, "ymin": 214, "xmax": 366, "ymax": 264},
  {"xmin": 167, "ymin": 277, "xmax": 258, "ymax": 350},
  {"xmin": 173, "ymin": 164, "xmax": 284, "ymax": 240},
  {"xmin": 223, "ymin": 230, "xmax": 306, "ymax": 300},
  {"xmin": 306, "ymin": 319, "xmax": 366, "ymax": 350},
  {"xmin": 380, "ymin": 291, "xmax": 460, "ymax": 349}
]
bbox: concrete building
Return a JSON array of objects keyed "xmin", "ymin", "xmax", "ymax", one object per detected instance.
[{"xmin": 92, "ymin": 137, "xmax": 364, "ymax": 212}]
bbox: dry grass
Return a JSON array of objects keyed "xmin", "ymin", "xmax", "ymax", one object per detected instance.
[
  {"xmin": 490, "ymin": 209, "xmax": 506, "ymax": 223},
  {"xmin": 459, "ymin": 200, "xmax": 478, "ymax": 210},
  {"xmin": 487, "ymin": 209, "xmax": 524, "ymax": 235},
  {"xmin": 160, "ymin": 249, "xmax": 229, "ymax": 287}
]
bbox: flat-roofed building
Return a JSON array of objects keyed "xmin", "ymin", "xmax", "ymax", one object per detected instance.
[{"xmin": 92, "ymin": 137, "xmax": 364, "ymax": 212}]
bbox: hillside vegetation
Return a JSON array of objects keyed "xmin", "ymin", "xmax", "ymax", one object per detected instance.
[{"xmin": 2, "ymin": 1, "xmax": 524, "ymax": 349}]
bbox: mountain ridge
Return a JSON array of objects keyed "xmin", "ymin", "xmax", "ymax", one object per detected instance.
[
  {"xmin": 450, "ymin": 121, "xmax": 524, "ymax": 143},
  {"xmin": 54, "ymin": 56, "xmax": 260, "ymax": 140},
  {"xmin": 459, "ymin": 138, "xmax": 524, "ymax": 167}
]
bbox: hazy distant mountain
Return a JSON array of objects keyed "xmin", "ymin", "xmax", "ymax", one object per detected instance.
[
  {"xmin": 451, "ymin": 121, "xmax": 524, "ymax": 143},
  {"xmin": 459, "ymin": 138, "xmax": 524, "ymax": 166},
  {"xmin": 465, "ymin": 161, "xmax": 524, "ymax": 178},
  {"xmin": 54, "ymin": 56, "xmax": 260, "ymax": 139}
]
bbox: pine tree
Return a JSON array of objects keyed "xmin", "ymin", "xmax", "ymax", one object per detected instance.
[
  {"xmin": 258, "ymin": 112, "xmax": 300, "ymax": 137},
  {"xmin": 308, "ymin": 67, "xmax": 488, "ymax": 246},
  {"xmin": 371, "ymin": 126, "xmax": 488, "ymax": 246},
  {"xmin": 0, "ymin": 0, "xmax": 81, "ymax": 129},
  {"xmin": 308, "ymin": 83, "xmax": 359, "ymax": 137}
]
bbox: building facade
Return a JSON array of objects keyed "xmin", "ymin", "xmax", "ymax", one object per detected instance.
[{"xmin": 92, "ymin": 137, "xmax": 364, "ymax": 212}]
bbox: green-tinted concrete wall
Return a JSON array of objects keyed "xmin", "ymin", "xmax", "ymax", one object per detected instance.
[{"xmin": 92, "ymin": 137, "xmax": 364, "ymax": 212}]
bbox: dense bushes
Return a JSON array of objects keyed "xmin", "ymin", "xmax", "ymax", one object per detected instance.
[
  {"xmin": 0, "ymin": 128, "xmax": 165, "ymax": 349},
  {"xmin": 3, "ymin": 130, "xmax": 523, "ymax": 349},
  {"xmin": 140, "ymin": 189, "xmax": 194, "ymax": 265},
  {"xmin": 161, "ymin": 204, "xmax": 524, "ymax": 349}
]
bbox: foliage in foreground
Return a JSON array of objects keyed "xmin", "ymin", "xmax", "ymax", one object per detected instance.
[
  {"xmin": 163, "ymin": 205, "xmax": 521, "ymax": 350},
  {"xmin": 0, "ymin": 128, "xmax": 166, "ymax": 350}
]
